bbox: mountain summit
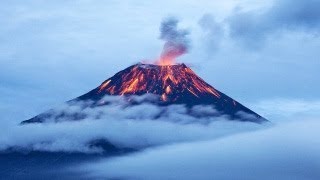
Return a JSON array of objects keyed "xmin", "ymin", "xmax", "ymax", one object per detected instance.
[{"xmin": 22, "ymin": 63, "xmax": 267, "ymax": 124}]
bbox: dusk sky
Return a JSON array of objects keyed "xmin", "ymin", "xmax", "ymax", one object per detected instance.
[
  {"xmin": 1, "ymin": 0, "xmax": 320, "ymax": 179},
  {"xmin": 1, "ymin": 0, "xmax": 319, "ymax": 124}
]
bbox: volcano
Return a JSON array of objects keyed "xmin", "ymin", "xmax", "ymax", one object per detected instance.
[{"xmin": 22, "ymin": 63, "xmax": 267, "ymax": 124}]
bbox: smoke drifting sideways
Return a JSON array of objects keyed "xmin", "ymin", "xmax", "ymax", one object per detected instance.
[
  {"xmin": 0, "ymin": 95, "xmax": 266, "ymax": 154},
  {"xmin": 157, "ymin": 17, "xmax": 190, "ymax": 65}
]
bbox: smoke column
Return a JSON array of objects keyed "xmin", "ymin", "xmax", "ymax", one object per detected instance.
[{"xmin": 157, "ymin": 17, "xmax": 190, "ymax": 65}]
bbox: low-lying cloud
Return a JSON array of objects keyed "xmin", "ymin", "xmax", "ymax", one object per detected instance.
[
  {"xmin": 0, "ymin": 95, "xmax": 266, "ymax": 153},
  {"xmin": 249, "ymin": 98, "xmax": 320, "ymax": 121},
  {"xmin": 1, "ymin": 96, "xmax": 319, "ymax": 180},
  {"xmin": 78, "ymin": 118, "xmax": 320, "ymax": 180}
]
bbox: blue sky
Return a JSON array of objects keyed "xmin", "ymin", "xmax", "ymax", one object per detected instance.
[{"xmin": 0, "ymin": 0, "xmax": 320, "ymax": 123}]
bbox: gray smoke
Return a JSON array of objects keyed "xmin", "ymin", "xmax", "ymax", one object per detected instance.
[{"xmin": 159, "ymin": 17, "xmax": 190, "ymax": 61}]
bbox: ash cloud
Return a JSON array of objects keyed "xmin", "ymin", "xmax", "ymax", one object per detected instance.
[
  {"xmin": 0, "ymin": 95, "xmax": 265, "ymax": 153},
  {"xmin": 159, "ymin": 17, "xmax": 190, "ymax": 61}
]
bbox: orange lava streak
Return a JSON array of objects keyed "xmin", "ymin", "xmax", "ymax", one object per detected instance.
[
  {"xmin": 187, "ymin": 87, "xmax": 199, "ymax": 98},
  {"xmin": 120, "ymin": 78, "xmax": 139, "ymax": 95},
  {"xmin": 107, "ymin": 86, "xmax": 116, "ymax": 95},
  {"xmin": 98, "ymin": 80, "xmax": 111, "ymax": 92},
  {"xmin": 156, "ymin": 58, "xmax": 175, "ymax": 66},
  {"xmin": 165, "ymin": 86, "xmax": 172, "ymax": 94},
  {"xmin": 206, "ymin": 87, "xmax": 221, "ymax": 98},
  {"xmin": 96, "ymin": 63, "xmax": 222, "ymax": 102},
  {"xmin": 161, "ymin": 93, "xmax": 167, "ymax": 101},
  {"xmin": 190, "ymin": 77, "xmax": 221, "ymax": 98}
]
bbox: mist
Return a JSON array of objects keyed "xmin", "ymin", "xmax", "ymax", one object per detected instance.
[
  {"xmin": 77, "ymin": 117, "xmax": 320, "ymax": 180},
  {"xmin": 0, "ymin": 95, "xmax": 266, "ymax": 153}
]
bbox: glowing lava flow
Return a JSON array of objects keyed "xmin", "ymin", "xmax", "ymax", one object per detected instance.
[
  {"xmin": 155, "ymin": 41, "xmax": 188, "ymax": 66},
  {"xmin": 22, "ymin": 63, "xmax": 267, "ymax": 124},
  {"xmin": 155, "ymin": 44, "xmax": 187, "ymax": 66},
  {"xmin": 156, "ymin": 58, "xmax": 175, "ymax": 66},
  {"xmin": 96, "ymin": 63, "xmax": 222, "ymax": 103}
]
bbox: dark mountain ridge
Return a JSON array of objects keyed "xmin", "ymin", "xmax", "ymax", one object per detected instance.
[{"xmin": 22, "ymin": 63, "xmax": 267, "ymax": 124}]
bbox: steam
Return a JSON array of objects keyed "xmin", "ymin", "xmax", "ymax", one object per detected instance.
[{"xmin": 157, "ymin": 17, "xmax": 190, "ymax": 65}]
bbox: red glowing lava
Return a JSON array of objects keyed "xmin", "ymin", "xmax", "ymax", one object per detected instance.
[{"xmin": 155, "ymin": 41, "xmax": 188, "ymax": 66}]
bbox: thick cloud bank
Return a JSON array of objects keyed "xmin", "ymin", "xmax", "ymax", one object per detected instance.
[
  {"xmin": 229, "ymin": 0, "xmax": 320, "ymax": 47},
  {"xmin": 200, "ymin": 0, "xmax": 320, "ymax": 49},
  {"xmin": 79, "ymin": 118, "xmax": 320, "ymax": 180},
  {"xmin": 0, "ymin": 95, "xmax": 265, "ymax": 153}
]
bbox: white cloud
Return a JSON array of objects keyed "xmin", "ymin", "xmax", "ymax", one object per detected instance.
[
  {"xmin": 78, "ymin": 118, "xmax": 320, "ymax": 180},
  {"xmin": 249, "ymin": 99, "xmax": 320, "ymax": 121},
  {"xmin": 0, "ymin": 96, "xmax": 266, "ymax": 153}
]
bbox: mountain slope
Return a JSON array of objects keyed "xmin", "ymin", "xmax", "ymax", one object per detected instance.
[{"xmin": 22, "ymin": 63, "xmax": 267, "ymax": 124}]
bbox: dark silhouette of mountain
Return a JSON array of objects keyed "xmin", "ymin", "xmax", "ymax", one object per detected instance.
[{"xmin": 22, "ymin": 63, "xmax": 267, "ymax": 124}]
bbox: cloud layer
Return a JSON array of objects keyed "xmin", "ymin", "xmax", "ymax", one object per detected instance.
[
  {"xmin": 0, "ymin": 96, "xmax": 265, "ymax": 153},
  {"xmin": 205, "ymin": 0, "xmax": 320, "ymax": 48},
  {"xmin": 79, "ymin": 118, "xmax": 320, "ymax": 180}
]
